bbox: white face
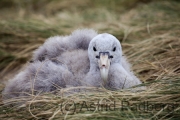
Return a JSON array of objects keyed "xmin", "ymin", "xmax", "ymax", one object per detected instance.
[{"xmin": 88, "ymin": 33, "xmax": 122, "ymax": 82}]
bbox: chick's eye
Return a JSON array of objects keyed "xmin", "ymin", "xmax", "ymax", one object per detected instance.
[
  {"xmin": 93, "ymin": 47, "xmax": 97, "ymax": 51},
  {"xmin": 113, "ymin": 47, "xmax": 116, "ymax": 52}
]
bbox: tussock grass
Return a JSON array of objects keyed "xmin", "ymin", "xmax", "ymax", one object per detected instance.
[
  {"xmin": 0, "ymin": 20, "xmax": 69, "ymax": 80},
  {"xmin": 0, "ymin": 0, "xmax": 180, "ymax": 119}
]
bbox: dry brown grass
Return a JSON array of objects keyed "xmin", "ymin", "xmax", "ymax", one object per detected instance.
[{"xmin": 0, "ymin": 0, "xmax": 180, "ymax": 119}]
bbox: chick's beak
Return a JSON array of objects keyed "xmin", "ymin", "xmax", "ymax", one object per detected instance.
[{"xmin": 98, "ymin": 52, "xmax": 111, "ymax": 83}]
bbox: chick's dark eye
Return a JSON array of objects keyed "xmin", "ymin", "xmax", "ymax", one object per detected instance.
[
  {"xmin": 113, "ymin": 47, "xmax": 116, "ymax": 52},
  {"xmin": 93, "ymin": 47, "xmax": 97, "ymax": 51}
]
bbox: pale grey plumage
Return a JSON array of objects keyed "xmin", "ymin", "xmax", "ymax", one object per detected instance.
[
  {"xmin": 84, "ymin": 33, "xmax": 141, "ymax": 90},
  {"xmin": 2, "ymin": 29, "xmax": 142, "ymax": 100}
]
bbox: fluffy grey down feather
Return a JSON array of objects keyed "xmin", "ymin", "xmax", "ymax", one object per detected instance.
[{"xmin": 2, "ymin": 29, "xmax": 142, "ymax": 100}]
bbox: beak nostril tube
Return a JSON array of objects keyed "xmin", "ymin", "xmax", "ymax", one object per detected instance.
[{"xmin": 99, "ymin": 52, "xmax": 110, "ymax": 57}]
